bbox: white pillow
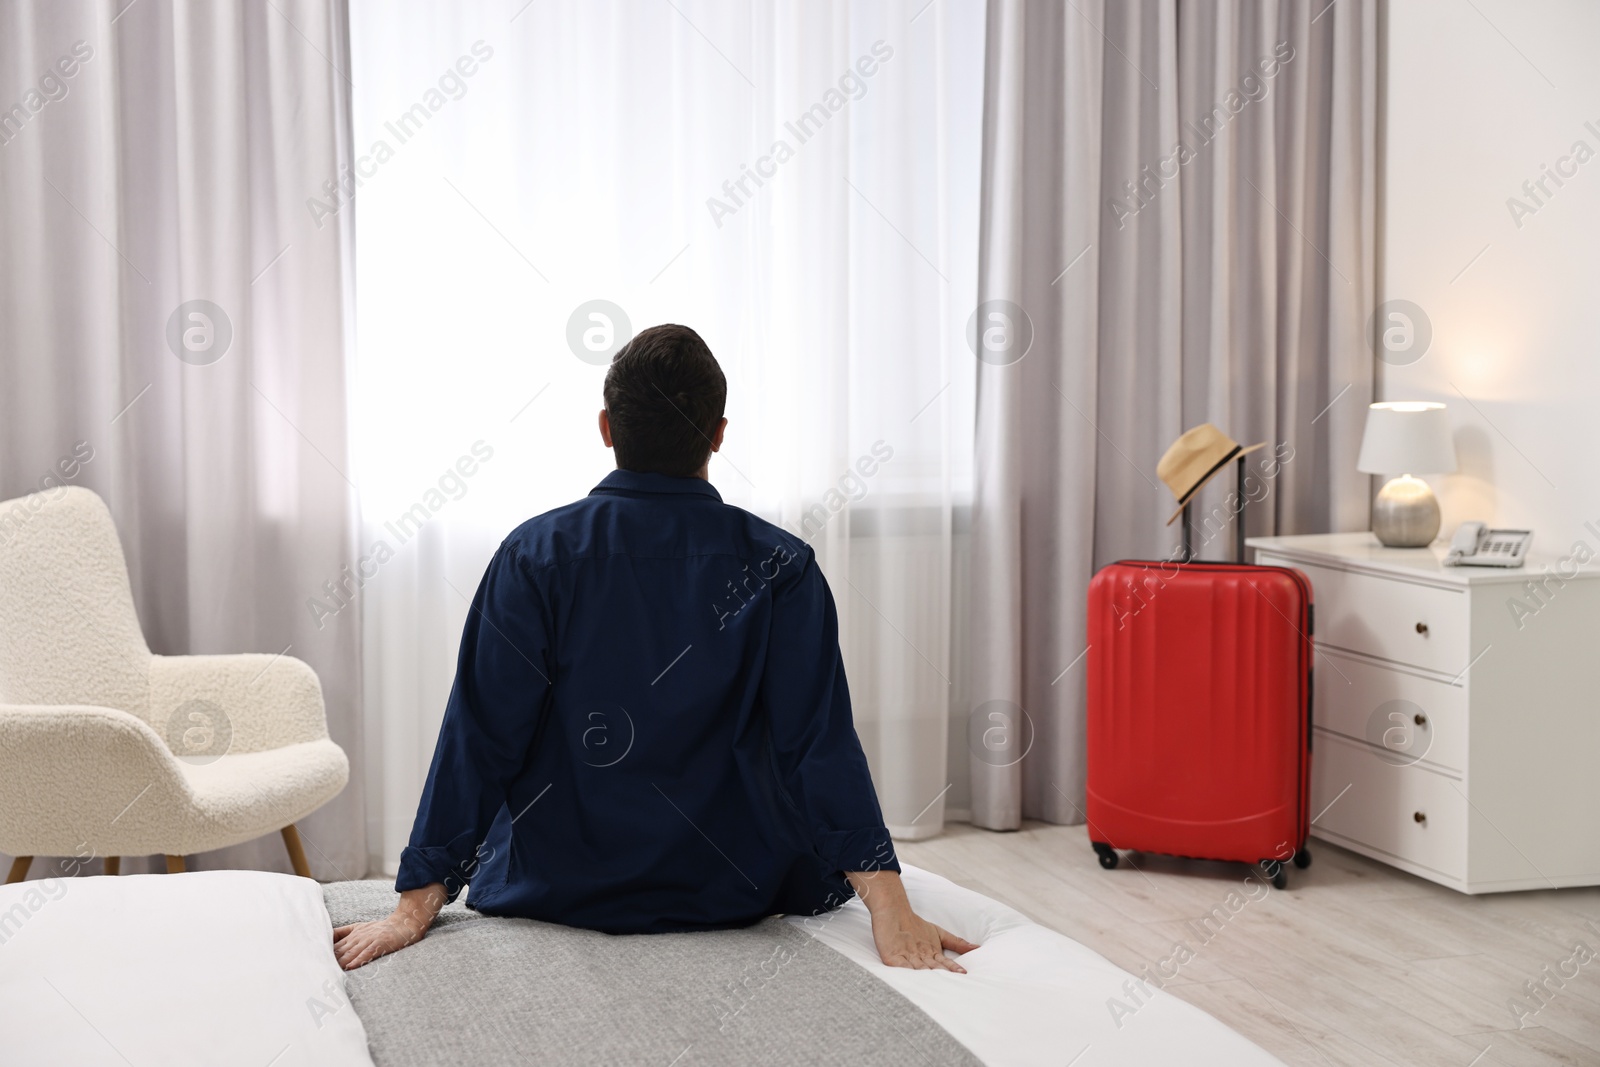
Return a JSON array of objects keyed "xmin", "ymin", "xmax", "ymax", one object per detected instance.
[{"xmin": 0, "ymin": 870, "xmax": 373, "ymax": 1067}]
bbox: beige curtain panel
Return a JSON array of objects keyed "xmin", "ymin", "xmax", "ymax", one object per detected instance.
[
  {"xmin": 0, "ymin": 0, "xmax": 366, "ymax": 878},
  {"xmin": 966, "ymin": 0, "xmax": 1377, "ymax": 830}
]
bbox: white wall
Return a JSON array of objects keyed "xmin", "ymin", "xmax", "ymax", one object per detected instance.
[{"xmin": 1383, "ymin": 0, "xmax": 1600, "ymax": 549}]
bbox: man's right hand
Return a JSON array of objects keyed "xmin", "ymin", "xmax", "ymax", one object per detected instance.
[
  {"xmin": 333, "ymin": 883, "xmax": 447, "ymax": 970},
  {"xmin": 845, "ymin": 868, "xmax": 978, "ymax": 974}
]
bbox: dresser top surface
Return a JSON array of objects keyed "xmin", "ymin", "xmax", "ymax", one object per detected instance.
[{"xmin": 1246, "ymin": 532, "xmax": 1596, "ymax": 586}]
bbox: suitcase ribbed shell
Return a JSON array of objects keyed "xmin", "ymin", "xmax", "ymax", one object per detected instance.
[{"xmin": 1086, "ymin": 561, "xmax": 1313, "ymax": 866}]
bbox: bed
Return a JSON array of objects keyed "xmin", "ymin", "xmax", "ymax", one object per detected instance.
[{"xmin": 0, "ymin": 865, "xmax": 1284, "ymax": 1066}]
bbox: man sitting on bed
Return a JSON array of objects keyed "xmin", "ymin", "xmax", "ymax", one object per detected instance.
[{"xmin": 334, "ymin": 324, "xmax": 976, "ymax": 974}]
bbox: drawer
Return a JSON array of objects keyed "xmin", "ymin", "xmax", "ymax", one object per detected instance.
[
  {"xmin": 1313, "ymin": 649, "xmax": 1466, "ymax": 773},
  {"xmin": 1256, "ymin": 555, "xmax": 1468, "ymax": 676},
  {"xmin": 1311, "ymin": 730, "xmax": 1466, "ymax": 879}
]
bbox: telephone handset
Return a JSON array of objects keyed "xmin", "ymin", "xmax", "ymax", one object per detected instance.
[{"xmin": 1444, "ymin": 521, "xmax": 1533, "ymax": 568}]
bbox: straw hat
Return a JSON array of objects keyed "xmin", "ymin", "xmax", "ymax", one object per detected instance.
[{"xmin": 1158, "ymin": 424, "xmax": 1266, "ymax": 525}]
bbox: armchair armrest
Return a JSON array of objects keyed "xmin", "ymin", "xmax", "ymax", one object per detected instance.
[
  {"xmin": 148, "ymin": 653, "xmax": 330, "ymax": 757},
  {"xmin": 0, "ymin": 703, "xmax": 191, "ymax": 858}
]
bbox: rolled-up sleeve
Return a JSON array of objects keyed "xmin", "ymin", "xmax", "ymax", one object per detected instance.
[
  {"xmin": 396, "ymin": 543, "xmax": 553, "ymax": 900},
  {"xmin": 760, "ymin": 546, "xmax": 899, "ymax": 876}
]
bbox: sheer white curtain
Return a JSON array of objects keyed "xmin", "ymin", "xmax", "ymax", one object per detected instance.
[{"xmin": 348, "ymin": 0, "xmax": 985, "ymax": 873}]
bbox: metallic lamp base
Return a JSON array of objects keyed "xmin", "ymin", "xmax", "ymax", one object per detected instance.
[{"xmin": 1372, "ymin": 475, "xmax": 1440, "ymax": 548}]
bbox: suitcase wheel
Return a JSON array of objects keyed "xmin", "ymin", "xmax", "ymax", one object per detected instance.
[
  {"xmin": 1293, "ymin": 847, "xmax": 1312, "ymax": 870},
  {"xmin": 1092, "ymin": 842, "xmax": 1119, "ymax": 870},
  {"xmin": 1259, "ymin": 859, "xmax": 1288, "ymax": 890}
]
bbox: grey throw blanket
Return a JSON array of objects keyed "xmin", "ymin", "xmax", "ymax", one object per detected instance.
[{"xmin": 324, "ymin": 882, "xmax": 982, "ymax": 1067}]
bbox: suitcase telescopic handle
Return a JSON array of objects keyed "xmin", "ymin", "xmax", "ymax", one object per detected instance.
[{"xmin": 1179, "ymin": 454, "xmax": 1251, "ymax": 564}]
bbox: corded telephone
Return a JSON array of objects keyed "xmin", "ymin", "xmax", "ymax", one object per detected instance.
[{"xmin": 1444, "ymin": 521, "xmax": 1533, "ymax": 567}]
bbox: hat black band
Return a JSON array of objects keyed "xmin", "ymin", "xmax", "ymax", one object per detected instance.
[{"xmin": 1176, "ymin": 445, "xmax": 1242, "ymax": 507}]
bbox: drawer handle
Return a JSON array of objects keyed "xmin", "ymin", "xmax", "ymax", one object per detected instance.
[
  {"xmin": 1415, "ymin": 622, "xmax": 1429, "ymax": 636},
  {"xmin": 1414, "ymin": 811, "xmax": 1427, "ymax": 824},
  {"xmin": 1414, "ymin": 713, "xmax": 1427, "ymax": 727}
]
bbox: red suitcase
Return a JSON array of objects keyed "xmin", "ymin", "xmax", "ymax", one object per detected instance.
[{"xmin": 1085, "ymin": 559, "xmax": 1314, "ymax": 887}]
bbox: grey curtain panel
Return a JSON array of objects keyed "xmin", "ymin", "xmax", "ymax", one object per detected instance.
[
  {"xmin": 967, "ymin": 0, "xmax": 1377, "ymax": 830},
  {"xmin": 0, "ymin": 0, "xmax": 365, "ymax": 877}
]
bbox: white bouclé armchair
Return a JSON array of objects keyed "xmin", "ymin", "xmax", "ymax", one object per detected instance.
[{"xmin": 0, "ymin": 486, "xmax": 349, "ymax": 882}]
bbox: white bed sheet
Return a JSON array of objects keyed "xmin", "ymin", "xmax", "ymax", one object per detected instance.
[
  {"xmin": 789, "ymin": 864, "xmax": 1285, "ymax": 1067},
  {"xmin": 0, "ymin": 870, "xmax": 374, "ymax": 1067},
  {"xmin": 1, "ymin": 864, "xmax": 1282, "ymax": 1067}
]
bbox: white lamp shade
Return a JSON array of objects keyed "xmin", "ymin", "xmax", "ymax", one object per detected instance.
[{"xmin": 1356, "ymin": 402, "xmax": 1457, "ymax": 475}]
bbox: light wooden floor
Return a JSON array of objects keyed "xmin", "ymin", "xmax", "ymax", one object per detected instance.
[{"xmin": 897, "ymin": 822, "xmax": 1600, "ymax": 1067}]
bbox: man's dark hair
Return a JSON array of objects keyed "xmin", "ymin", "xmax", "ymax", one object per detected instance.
[{"xmin": 603, "ymin": 324, "xmax": 727, "ymax": 477}]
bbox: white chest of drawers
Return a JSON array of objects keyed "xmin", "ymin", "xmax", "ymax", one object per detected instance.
[{"xmin": 1248, "ymin": 532, "xmax": 1600, "ymax": 893}]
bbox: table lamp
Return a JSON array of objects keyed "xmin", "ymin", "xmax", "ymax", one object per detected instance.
[{"xmin": 1356, "ymin": 401, "xmax": 1457, "ymax": 547}]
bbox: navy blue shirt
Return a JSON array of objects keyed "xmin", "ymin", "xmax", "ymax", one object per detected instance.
[{"xmin": 395, "ymin": 469, "xmax": 898, "ymax": 933}]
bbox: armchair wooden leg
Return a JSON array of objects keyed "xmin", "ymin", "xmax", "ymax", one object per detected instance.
[
  {"xmin": 103, "ymin": 857, "xmax": 120, "ymax": 876},
  {"xmin": 165, "ymin": 855, "xmax": 186, "ymax": 874},
  {"xmin": 6, "ymin": 856, "xmax": 31, "ymax": 884},
  {"xmin": 281, "ymin": 824, "xmax": 312, "ymax": 879}
]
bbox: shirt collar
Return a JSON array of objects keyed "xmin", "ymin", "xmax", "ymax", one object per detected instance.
[{"xmin": 591, "ymin": 468, "xmax": 723, "ymax": 503}]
